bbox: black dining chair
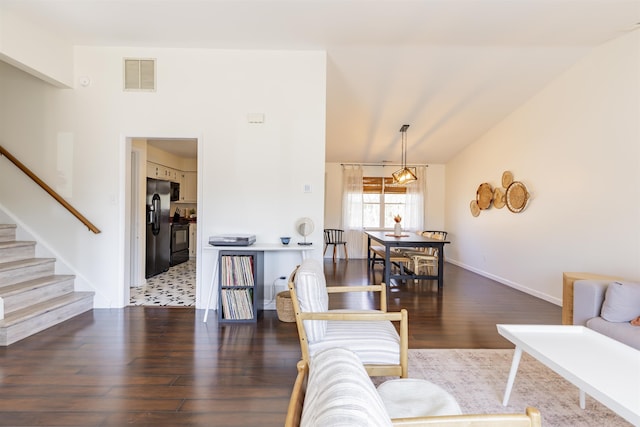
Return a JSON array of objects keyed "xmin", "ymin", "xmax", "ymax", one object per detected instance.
[{"xmin": 323, "ymin": 229, "xmax": 348, "ymax": 262}]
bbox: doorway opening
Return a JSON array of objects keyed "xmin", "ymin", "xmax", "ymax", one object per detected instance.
[{"xmin": 125, "ymin": 137, "xmax": 199, "ymax": 307}]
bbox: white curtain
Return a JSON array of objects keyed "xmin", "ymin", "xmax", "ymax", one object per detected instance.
[
  {"xmin": 403, "ymin": 166, "xmax": 426, "ymax": 232},
  {"xmin": 341, "ymin": 165, "xmax": 365, "ymax": 258}
]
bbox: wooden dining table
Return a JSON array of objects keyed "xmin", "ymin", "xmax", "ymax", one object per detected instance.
[{"xmin": 364, "ymin": 230, "xmax": 450, "ymax": 290}]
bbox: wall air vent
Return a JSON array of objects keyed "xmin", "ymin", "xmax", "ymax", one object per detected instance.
[{"xmin": 123, "ymin": 58, "xmax": 156, "ymax": 91}]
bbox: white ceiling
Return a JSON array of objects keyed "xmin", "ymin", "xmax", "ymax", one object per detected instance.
[{"xmin": 4, "ymin": 0, "xmax": 639, "ymax": 164}]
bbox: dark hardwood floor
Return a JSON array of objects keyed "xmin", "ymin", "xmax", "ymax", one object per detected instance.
[{"xmin": 0, "ymin": 260, "xmax": 561, "ymax": 426}]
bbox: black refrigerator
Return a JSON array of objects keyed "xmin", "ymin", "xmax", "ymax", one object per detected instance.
[{"xmin": 146, "ymin": 178, "xmax": 171, "ymax": 278}]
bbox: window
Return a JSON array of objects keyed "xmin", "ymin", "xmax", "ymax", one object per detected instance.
[{"xmin": 362, "ymin": 177, "xmax": 407, "ymax": 229}]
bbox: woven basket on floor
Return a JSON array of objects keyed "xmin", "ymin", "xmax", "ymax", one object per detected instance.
[{"xmin": 276, "ymin": 291, "xmax": 295, "ymax": 322}]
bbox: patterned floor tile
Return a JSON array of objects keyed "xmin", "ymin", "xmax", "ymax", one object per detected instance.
[{"xmin": 130, "ymin": 259, "xmax": 195, "ymax": 306}]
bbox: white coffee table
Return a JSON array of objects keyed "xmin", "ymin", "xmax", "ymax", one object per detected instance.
[{"xmin": 497, "ymin": 324, "xmax": 640, "ymax": 426}]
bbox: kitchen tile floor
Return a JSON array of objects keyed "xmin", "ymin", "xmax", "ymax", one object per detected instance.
[{"xmin": 130, "ymin": 259, "xmax": 195, "ymax": 306}]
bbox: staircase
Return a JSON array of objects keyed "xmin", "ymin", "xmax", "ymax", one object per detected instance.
[{"xmin": 0, "ymin": 224, "xmax": 94, "ymax": 346}]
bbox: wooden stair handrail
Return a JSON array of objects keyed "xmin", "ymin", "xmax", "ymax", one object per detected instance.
[{"xmin": 0, "ymin": 145, "xmax": 101, "ymax": 234}]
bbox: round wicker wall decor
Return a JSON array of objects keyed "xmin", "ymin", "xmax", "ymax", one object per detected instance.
[
  {"xmin": 493, "ymin": 187, "xmax": 506, "ymax": 209},
  {"xmin": 505, "ymin": 181, "xmax": 529, "ymax": 213},
  {"xmin": 476, "ymin": 183, "xmax": 493, "ymax": 210},
  {"xmin": 470, "ymin": 200, "xmax": 480, "ymax": 217},
  {"xmin": 502, "ymin": 170, "xmax": 514, "ymax": 188}
]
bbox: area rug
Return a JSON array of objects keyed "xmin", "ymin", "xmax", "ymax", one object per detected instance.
[{"xmin": 384, "ymin": 349, "xmax": 631, "ymax": 426}]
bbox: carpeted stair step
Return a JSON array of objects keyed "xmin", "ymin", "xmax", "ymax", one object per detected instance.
[
  {"xmin": 0, "ymin": 258, "xmax": 56, "ymax": 288},
  {"xmin": 0, "ymin": 275, "xmax": 76, "ymax": 316},
  {"xmin": 0, "ymin": 224, "xmax": 17, "ymax": 242},
  {"xmin": 0, "ymin": 240, "xmax": 36, "ymax": 263},
  {"xmin": 0, "ymin": 291, "xmax": 94, "ymax": 346}
]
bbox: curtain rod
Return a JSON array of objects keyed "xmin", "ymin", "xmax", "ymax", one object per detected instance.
[{"xmin": 340, "ymin": 163, "xmax": 428, "ymax": 167}]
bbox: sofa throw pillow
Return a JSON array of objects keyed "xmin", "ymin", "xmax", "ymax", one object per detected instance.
[{"xmin": 601, "ymin": 281, "xmax": 640, "ymax": 323}]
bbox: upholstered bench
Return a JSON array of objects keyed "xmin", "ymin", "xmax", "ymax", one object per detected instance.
[{"xmin": 370, "ymin": 246, "xmax": 411, "ymax": 274}]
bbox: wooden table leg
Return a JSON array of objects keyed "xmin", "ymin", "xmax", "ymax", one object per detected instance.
[
  {"xmin": 437, "ymin": 244, "xmax": 444, "ymax": 290},
  {"xmin": 384, "ymin": 246, "xmax": 391, "ymax": 287}
]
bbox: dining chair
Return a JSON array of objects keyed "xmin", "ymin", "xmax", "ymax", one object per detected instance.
[
  {"xmin": 401, "ymin": 231, "xmax": 447, "ymax": 279},
  {"xmin": 323, "ymin": 228, "xmax": 348, "ymax": 262}
]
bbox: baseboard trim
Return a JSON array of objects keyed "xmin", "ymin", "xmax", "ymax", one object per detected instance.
[{"xmin": 446, "ymin": 259, "xmax": 561, "ymax": 307}]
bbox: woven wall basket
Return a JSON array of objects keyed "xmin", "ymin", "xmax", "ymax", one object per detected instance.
[
  {"xmin": 476, "ymin": 183, "xmax": 493, "ymax": 210},
  {"xmin": 276, "ymin": 291, "xmax": 295, "ymax": 322},
  {"xmin": 506, "ymin": 181, "xmax": 530, "ymax": 213}
]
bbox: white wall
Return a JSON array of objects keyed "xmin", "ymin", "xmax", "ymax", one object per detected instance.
[
  {"xmin": 324, "ymin": 163, "xmax": 343, "ymax": 231},
  {"xmin": 0, "ymin": 46, "xmax": 326, "ymax": 309},
  {"xmin": 445, "ymin": 31, "xmax": 640, "ymax": 305},
  {"xmin": 0, "ymin": 7, "xmax": 73, "ymax": 87},
  {"xmin": 324, "ymin": 162, "xmax": 446, "ymax": 258}
]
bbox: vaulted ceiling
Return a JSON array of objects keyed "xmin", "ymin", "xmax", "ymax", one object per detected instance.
[{"xmin": 4, "ymin": 0, "xmax": 639, "ymax": 164}]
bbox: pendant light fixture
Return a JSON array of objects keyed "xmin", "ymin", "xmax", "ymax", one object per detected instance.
[{"xmin": 392, "ymin": 124, "xmax": 417, "ymax": 185}]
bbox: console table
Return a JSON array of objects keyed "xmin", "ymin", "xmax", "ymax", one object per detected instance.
[{"xmin": 202, "ymin": 244, "xmax": 312, "ymax": 322}]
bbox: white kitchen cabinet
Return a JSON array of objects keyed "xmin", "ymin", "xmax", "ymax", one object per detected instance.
[
  {"xmin": 175, "ymin": 170, "xmax": 184, "ymax": 189},
  {"xmin": 189, "ymin": 223, "xmax": 197, "ymax": 257},
  {"xmin": 147, "ymin": 162, "xmax": 167, "ymax": 180},
  {"xmin": 147, "ymin": 162, "xmax": 162, "ymax": 179},
  {"xmin": 168, "ymin": 168, "xmax": 179, "ymax": 181},
  {"xmin": 180, "ymin": 172, "xmax": 197, "ymax": 202},
  {"xmin": 147, "ymin": 162, "xmax": 180, "ymax": 182}
]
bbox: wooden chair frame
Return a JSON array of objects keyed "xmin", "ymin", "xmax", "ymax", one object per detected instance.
[
  {"xmin": 287, "ymin": 265, "xmax": 409, "ymax": 378},
  {"xmin": 285, "ymin": 359, "xmax": 542, "ymax": 427},
  {"xmin": 398, "ymin": 231, "xmax": 447, "ymax": 278}
]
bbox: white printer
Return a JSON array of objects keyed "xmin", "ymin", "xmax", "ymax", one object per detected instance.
[{"xmin": 209, "ymin": 234, "xmax": 256, "ymax": 246}]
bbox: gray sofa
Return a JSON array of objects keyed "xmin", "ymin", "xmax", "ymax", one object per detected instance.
[{"xmin": 573, "ymin": 280, "xmax": 640, "ymax": 350}]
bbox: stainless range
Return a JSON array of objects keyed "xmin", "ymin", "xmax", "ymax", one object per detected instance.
[{"xmin": 170, "ymin": 222, "xmax": 190, "ymax": 266}]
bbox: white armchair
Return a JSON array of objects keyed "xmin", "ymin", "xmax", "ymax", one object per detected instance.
[
  {"xmin": 285, "ymin": 347, "xmax": 542, "ymax": 427},
  {"xmin": 288, "ymin": 258, "xmax": 408, "ymax": 378}
]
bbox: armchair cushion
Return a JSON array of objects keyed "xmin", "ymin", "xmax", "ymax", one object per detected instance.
[
  {"xmin": 600, "ymin": 281, "xmax": 640, "ymax": 322},
  {"xmin": 308, "ymin": 320, "xmax": 401, "ymax": 365},
  {"xmin": 295, "ymin": 259, "xmax": 329, "ymax": 343},
  {"xmin": 376, "ymin": 378, "xmax": 461, "ymax": 419},
  {"xmin": 301, "ymin": 347, "xmax": 393, "ymax": 427}
]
